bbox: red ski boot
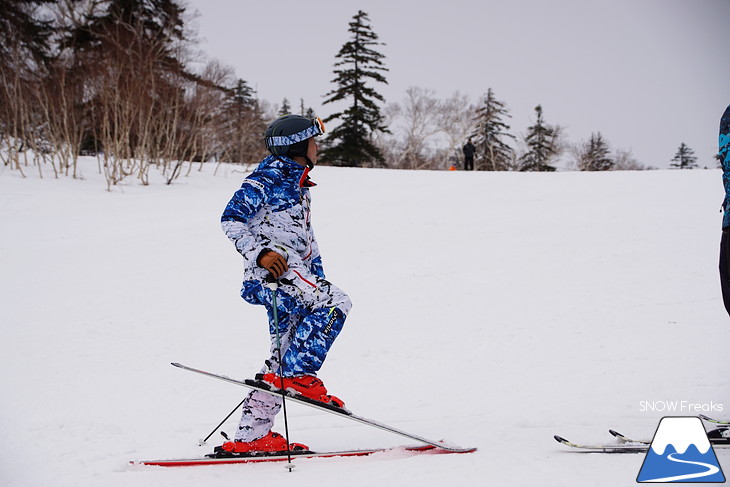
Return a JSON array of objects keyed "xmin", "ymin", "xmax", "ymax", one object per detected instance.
[
  {"xmin": 257, "ymin": 373, "xmax": 346, "ymax": 409},
  {"xmin": 216, "ymin": 431, "xmax": 308, "ymax": 456}
]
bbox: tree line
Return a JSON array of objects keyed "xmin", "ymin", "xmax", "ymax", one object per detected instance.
[
  {"xmin": 281, "ymin": 10, "xmax": 702, "ymax": 173},
  {"xmin": 0, "ymin": 2, "xmax": 704, "ymax": 189},
  {"xmin": 1, "ymin": 0, "xmax": 267, "ymax": 189}
]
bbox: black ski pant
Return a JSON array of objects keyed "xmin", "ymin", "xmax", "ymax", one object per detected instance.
[{"xmin": 720, "ymin": 229, "xmax": 730, "ymax": 317}]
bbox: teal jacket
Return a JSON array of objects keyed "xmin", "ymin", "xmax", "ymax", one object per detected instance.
[{"xmin": 721, "ymin": 105, "xmax": 730, "ymax": 229}]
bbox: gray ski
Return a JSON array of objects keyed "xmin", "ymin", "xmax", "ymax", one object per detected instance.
[{"xmin": 171, "ymin": 362, "xmax": 476, "ymax": 453}]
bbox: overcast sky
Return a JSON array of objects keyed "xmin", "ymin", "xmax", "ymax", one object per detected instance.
[{"xmin": 184, "ymin": 0, "xmax": 729, "ymax": 168}]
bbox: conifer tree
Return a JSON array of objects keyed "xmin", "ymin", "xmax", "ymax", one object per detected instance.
[
  {"xmin": 519, "ymin": 105, "xmax": 560, "ymax": 172},
  {"xmin": 278, "ymin": 98, "xmax": 291, "ymax": 116},
  {"xmin": 0, "ymin": 0, "xmax": 55, "ymax": 163},
  {"xmin": 0, "ymin": 0, "xmax": 54, "ymax": 69},
  {"xmin": 321, "ymin": 10, "xmax": 388, "ymax": 167},
  {"xmin": 60, "ymin": 0, "xmax": 195, "ymax": 183},
  {"xmin": 577, "ymin": 132, "xmax": 614, "ymax": 171},
  {"xmin": 471, "ymin": 88, "xmax": 515, "ymax": 171},
  {"xmin": 670, "ymin": 142, "xmax": 698, "ymax": 169},
  {"xmin": 221, "ymin": 79, "xmax": 264, "ymax": 164},
  {"xmin": 232, "ymin": 79, "xmax": 256, "ymax": 108},
  {"xmin": 73, "ymin": 0, "xmax": 187, "ymax": 67}
]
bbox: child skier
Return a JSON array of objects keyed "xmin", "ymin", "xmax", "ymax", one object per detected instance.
[{"xmin": 218, "ymin": 115, "xmax": 352, "ymax": 453}]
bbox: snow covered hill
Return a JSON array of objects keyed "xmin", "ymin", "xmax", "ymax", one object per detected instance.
[{"xmin": 1, "ymin": 160, "xmax": 729, "ymax": 486}]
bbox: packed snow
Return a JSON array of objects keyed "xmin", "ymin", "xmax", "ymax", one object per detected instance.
[{"xmin": 2, "ymin": 158, "xmax": 729, "ymax": 486}]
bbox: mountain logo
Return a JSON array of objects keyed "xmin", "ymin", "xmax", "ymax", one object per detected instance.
[{"xmin": 637, "ymin": 416, "xmax": 725, "ymax": 483}]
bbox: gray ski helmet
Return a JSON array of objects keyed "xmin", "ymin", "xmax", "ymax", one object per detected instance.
[{"xmin": 264, "ymin": 115, "xmax": 325, "ymax": 157}]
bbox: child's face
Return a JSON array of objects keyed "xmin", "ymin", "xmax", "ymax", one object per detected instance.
[{"xmin": 307, "ymin": 138, "xmax": 319, "ymax": 165}]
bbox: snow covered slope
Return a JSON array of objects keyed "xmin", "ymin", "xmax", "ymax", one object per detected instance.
[{"xmin": 1, "ymin": 160, "xmax": 729, "ymax": 486}]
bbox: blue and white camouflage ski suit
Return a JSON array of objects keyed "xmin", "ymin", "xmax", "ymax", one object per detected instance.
[{"xmin": 221, "ymin": 155, "xmax": 351, "ymax": 441}]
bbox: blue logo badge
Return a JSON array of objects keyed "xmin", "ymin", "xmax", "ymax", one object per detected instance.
[{"xmin": 637, "ymin": 416, "xmax": 725, "ymax": 483}]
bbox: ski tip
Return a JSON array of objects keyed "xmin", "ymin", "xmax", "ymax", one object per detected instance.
[
  {"xmin": 171, "ymin": 362, "xmax": 181, "ymax": 367},
  {"xmin": 699, "ymin": 415, "xmax": 728, "ymax": 425},
  {"xmin": 554, "ymin": 435, "xmax": 568, "ymax": 444},
  {"xmin": 430, "ymin": 443, "xmax": 477, "ymax": 453},
  {"xmin": 608, "ymin": 429, "xmax": 622, "ymax": 438}
]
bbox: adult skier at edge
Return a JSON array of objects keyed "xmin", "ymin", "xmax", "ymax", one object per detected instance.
[
  {"xmin": 719, "ymin": 104, "xmax": 730, "ymax": 315},
  {"xmin": 217, "ymin": 115, "xmax": 352, "ymax": 454}
]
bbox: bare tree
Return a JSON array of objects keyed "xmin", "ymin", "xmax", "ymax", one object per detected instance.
[
  {"xmin": 613, "ymin": 148, "xmax": 648, "ymax": 170},
  {"xmin": 379, "ymin": 88, "xmax": 477, "ymax": 170},
  {"xmin": 386, "ymin": 87, "xmax": 443, "ymax": 169},
  {"xmin": 438, "ymin": 91, "xmax": 477, "ymax": 169}
]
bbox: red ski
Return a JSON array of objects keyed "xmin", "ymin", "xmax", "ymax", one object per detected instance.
[{"xmin": 132, "ymin": 444, "xmax": 475, "ymax": 467}]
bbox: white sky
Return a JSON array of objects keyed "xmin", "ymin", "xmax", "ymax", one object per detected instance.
[{"xmin": 184, "ymin": 0, "xmax": 729, "ymax": 168}]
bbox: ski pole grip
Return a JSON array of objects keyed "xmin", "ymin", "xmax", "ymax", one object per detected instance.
[{"xmin": 265, "ymin": 274, "xmax": 279, "ymax": 290}]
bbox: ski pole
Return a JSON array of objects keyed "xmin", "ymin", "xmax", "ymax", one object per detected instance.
[
  {"xmin": 267, "ymin": 278, "xmax": 295, "ymax": 471},
  {"xmin": 198, "ymin": 396, "xmax": 247, "ymax": 446}
]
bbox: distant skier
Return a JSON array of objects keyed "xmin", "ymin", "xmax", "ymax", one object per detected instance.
[
  {"xmin": 719, "ymin": 105, "xmax": 730, "ymax": 316},
  {"xmin": 463, "ymin": 139, "xmax": 475, "ymax": 171},
  {"xmin": 219, "ymin": 115, "xmax": 352, "ymax": 453}
]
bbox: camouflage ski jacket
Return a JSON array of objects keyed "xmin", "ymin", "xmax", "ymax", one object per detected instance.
[{"xmin": 221, "ymin": 155, "xmax": 325, "ymax": 279}]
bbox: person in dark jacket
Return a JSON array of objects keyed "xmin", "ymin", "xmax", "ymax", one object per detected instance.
[{"xmin": 462, "ymin": 139, "xmax": 476, "ymax": 171}]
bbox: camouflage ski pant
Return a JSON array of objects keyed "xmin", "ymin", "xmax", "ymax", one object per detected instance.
[{"xmin": 234, "ymin": 270, "xmax": 351, "ymax": 442}]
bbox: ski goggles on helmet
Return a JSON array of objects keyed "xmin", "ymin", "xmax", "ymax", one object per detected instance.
[
  {"xmin": 265, "ymin": 117, "xmax": 326, "ymax": 149},
  {"xmin": 313, "ymin": 117, "xmax": 325, "ymax": 136}
]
